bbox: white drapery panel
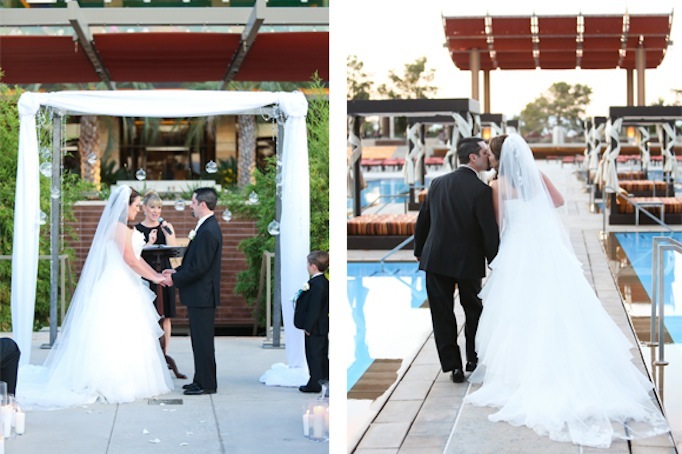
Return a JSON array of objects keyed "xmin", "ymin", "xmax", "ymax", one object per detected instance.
[
  {"xmin": 596, "ymin": 118, "xmax": 623, "ymax": 193},
  {"xmin": 658, "ymin": 123, "xmax": 679, "ymax": 179},
  {"xmin": 13, "ymin": 90, "xmax": 309, "ymax": 369},
  {"xmin": 346, "ymin": 117, "xmax": 365, "ymax": 198},
  {"xmin": 587, "ymin": 123, "xmax": 605, "ymax": 174},
  {"xmin": 638, "ymin": 126, "xmax": 651, "ymax": 172},
  {"xmin": 444, "ymin": 112, "xmax": 473, "ymax": 172},
  {"xmin": 403, "ymin": 123, "xmax": 424, "ymax": 184}
]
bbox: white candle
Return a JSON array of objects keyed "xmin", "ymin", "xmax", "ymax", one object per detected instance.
[
  {"xmin": 302, "ymin": 411, "xmax": 309, "ymax": 437},
  {"xmin": 312, "ymin": 405, "xmax": 325, "ymax": 439},
  {"xmin": 0, "ymin": 406, "xmax": 11, "ymax": 438},
  {"xmin": 14, "ymin": 411, "xmax": 24, "ymax": 435}
]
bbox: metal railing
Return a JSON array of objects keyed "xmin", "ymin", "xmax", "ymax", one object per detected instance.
[
  {"xmin": 649, "ymin": 236, "xmax": 682, "ymax": 403},
  {"xmin": 379, "ymin": 235, "xmax": 415, "ymax": 273},
  {"xmin": 601, "ymin": 185, "xmax": 674, "ymax": 235}
]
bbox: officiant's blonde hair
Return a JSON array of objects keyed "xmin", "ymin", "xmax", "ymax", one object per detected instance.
[{"xmin": 142, "ymin": 190, "xmax": 162, "ymax": 208}]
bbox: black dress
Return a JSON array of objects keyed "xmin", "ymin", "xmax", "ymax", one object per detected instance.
[{"xmin": 135, "ymin": 223, "xmax": 177, "ymax": 318}]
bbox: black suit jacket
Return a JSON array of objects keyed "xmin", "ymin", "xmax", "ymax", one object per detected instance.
[
  {"xmin": 172, "ymin": 215, "xmax": 222, "ymax": 308},
  {"xmin": 414, "ymin": 166, "xmax": 499, "ymax": 279},
  {"xmin": 293, "ymin": 274, "xmax": 329, "ymax": 335}
]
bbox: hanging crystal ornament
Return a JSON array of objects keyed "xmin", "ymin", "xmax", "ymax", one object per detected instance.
[
  {"xmin": 86, "ymin": 153, "xmax": 98, "ymax": 165},
  {"xmin": 248, "ymin": 191, "xmax": 259, "ymax": 205},
  {"xmin": 222, "ymin": 209, "xmax": 232, "ymax": 222},
  {"xmin": 174, "ymin": 199, "xmax": 186, "ymax": 211},
  {"xmin": 135, "ymin": 169, "xmax": 147, "ymax": 181},
  {"xmin": 267, "ymin": 220, "xmax": 280, "ymax": 236},
  {"xmin": 39, "ymin": 211, "xmax": 48, "ymax": 225},
  {"xmin": 39, "ymin": 162, "xmax": 52, "ymax": 177},
  {"xmin": 40, "ymin": 147, "xmax": 52, "ymax": 161},
  {"xmin": 205, "ymin": 160, "xmax": 218, "ymax": 174},
  {"xmin": 50, "ymin": 187, "xmax": 60, "ymax": 199}
]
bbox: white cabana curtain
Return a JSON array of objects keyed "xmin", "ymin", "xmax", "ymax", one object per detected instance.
[
  {"xmin": 638, "ymin": 126, "xmax": 651, "ymax": 172},
  {"xmin": 12, "ymin": 90, "xmax": 309, "ymax": 372},
  {"xmin": 403, "ymin": 123, "xmax": 424, "ymax": 184},
  {"xmin": 596, "ymin": 118, "xmax": 623, "ymax": 193},
  {"xmin": 346, "ymin": 117, "xmax": 365, "ymax": 197},
  {"xmin": 444, "ymin": 112, "xmax": 473, "ymax": 172},
  {"xmin": 658, "ymin": 123, "xmax": 679, "ymax": 180}
]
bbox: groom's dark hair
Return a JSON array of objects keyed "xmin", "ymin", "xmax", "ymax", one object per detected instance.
[
  {"xmin": 194, "ymin": 187, "xmax": 218, "ymax": 210},
  {"xmin": 457, "ymin": 137, "xmax": 485, "ymax": 164}
]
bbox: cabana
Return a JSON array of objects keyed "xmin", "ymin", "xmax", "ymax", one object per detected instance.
[{"xmin": 12, "ymin": 90, "xmax": 309, "ymax": 378}]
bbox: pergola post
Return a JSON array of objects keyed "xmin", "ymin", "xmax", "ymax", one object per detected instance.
[
  {"xmin": 483, "ymin": 70, "xmax": 491, "ymax": 114},
  {"xmin": 636, "ymin": 44, "xmax": 646, "ymax": 106},
  {"xmin": 271, "ymin": 115, "xmax": 285, "ymax": 348},
  {"xmin": 626, "ymin": 69, "xmax": 634, "ymax": 106},
  {"xmin": 46, "ymin": 112, "xmax": 63, "ymax": 348},
  {"xmin": 352, "ymin": 116, "xmax": 362, "ymax": 217},
  {"xmin": 470, "ymin": 49, "xmax": 480, "ymax": 102}
]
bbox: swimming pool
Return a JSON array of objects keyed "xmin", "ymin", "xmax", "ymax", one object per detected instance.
[
  {"xmin": 611, "ymin": 232, "xmax": 682, "ymax": 342},
  {"xmin": 347, "ymin": 178, "xmax": 431, "ymax": 210},
  {"xmin": 344, "ymin": 262, "xmax": 431, "ymax": 392}
]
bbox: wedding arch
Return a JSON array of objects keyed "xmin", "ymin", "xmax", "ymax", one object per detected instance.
[{"xmin": 12, "ymin": 90, "xmax": 309, "ymax": 373}]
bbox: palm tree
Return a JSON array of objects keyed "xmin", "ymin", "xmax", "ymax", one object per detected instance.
[{"xmin": 78, "ymin": 115, "xmax": 102, "ymax": 189}]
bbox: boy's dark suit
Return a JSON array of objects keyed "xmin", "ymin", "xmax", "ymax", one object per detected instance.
[
  {"xmin": 414, "ymin": 166, "xmax": 499, "ymax": 374},
  {"xmin": 294, "ymin": 274, "xmax": 329, "ymax": 391},
  {"xmin": 172, "ymin": 215, "xmax": 222, "ymax": 392}
]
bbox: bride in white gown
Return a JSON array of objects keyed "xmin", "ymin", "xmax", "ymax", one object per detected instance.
[
  {"xmin": 17, "ymin": 186, "xmax": 173, "ymax": 409},
  {"xmin": 464, "ymin": 134, "xmax": 669, "ymax": 448}
]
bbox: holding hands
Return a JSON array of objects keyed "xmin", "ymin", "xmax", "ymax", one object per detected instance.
[{"xmin": 160, "ymin": 269, "xmax": 176, "ymax": 287}]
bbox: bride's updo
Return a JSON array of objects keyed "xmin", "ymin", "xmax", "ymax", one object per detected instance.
[{"xmin": 489, "ymin": 134, "xmax": 508, "ymax": 169}]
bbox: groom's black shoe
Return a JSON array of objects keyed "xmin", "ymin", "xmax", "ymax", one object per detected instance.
[
  {"xmin": 465, "ymin": 362, "xmax": 477, "ymax": 372},
  {"xmin": 450, "ymin": 369, "xmax": 465, "ymax": 383},
  {"xmin": 183, "ymin": 384, "xmax": 216, "ymax": 395},
  {"xmin": 299, "ymin": 386, "xmax": 321, "ymax": 393},
  {"xmin": 182, "ymin": 382, "xmax": 198, "ymax": 390}
]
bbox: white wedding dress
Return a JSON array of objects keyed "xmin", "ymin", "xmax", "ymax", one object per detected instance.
[
  {"xmin": 18, "ymin": 220, "xmax": 173, "ymax": 410},
  {"xmin": 464, "ymin": 134, "xmax": 668, "ymax": 448}
]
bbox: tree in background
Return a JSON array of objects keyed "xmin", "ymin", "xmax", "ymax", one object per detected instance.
[
  {"xmin": 377, "ymin": 56, "xmax": 437, "ymax": 100},
  {"xmin": 347, "ymin": 55, "xmax": 374, "ymax": 100},
  {"xmin": 519, "ymin": 82, "xmax": 592, "ymax": 139}
]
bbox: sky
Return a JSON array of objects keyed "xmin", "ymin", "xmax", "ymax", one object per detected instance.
[{"xmin": 339, "ymin": 0, "xmax": 679, "ymax": 118}]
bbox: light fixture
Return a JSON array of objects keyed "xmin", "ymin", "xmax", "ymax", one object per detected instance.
[
  {"xmin": 482, "ymin": 126, "xmax": 492, "ymax": 141},
  {"xmin": 626, "ymin": 126, "xmax": 636, "ymax": 139}
]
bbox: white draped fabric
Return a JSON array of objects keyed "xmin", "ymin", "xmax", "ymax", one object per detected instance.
[
  {"xmin": 596, "ymin": 118, "xmax": 623, "ymax": 193},
  {"xmin": 12, "ymin": 90, "xmax": 309, "ymax": 374},
  {"xmin": 587, "ymin": 123, "xmax": 605, "ymax": 174},
  {"xmin": 403, "ymin": 123, "xmax": 424, "ymax": 184},
  {"xmin": 346, "ymin": 117, "xmax": 365, "ymax": 198},
  {"xmin": 658, "ymin": 123, "xmax": 679, "ymax": 179},
  {"xmin": 638, "ymin": 127, "xmax": 651, "ymax": 172},
  {"xmin": 444, "ymin": 112, "xmax": 473, "ymax": 171}
]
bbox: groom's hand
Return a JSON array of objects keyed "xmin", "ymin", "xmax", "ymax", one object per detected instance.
[{"xmin": 162, "ymin": 269, "xmax": 176, "ymax": 276}]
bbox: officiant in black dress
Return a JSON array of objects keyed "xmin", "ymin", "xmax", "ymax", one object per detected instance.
[{"xmin": 136, "ymin": 190, "xmax": 177, "ymax": 353}]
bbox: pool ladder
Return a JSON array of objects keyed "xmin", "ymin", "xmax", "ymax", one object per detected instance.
[
  {"xmin": 649, "ymin": 236, "xmax": 682, "ymax": 405},
  {"xmin": 379, "ymin": 235, "xmax": 414, "ymax": 273}
]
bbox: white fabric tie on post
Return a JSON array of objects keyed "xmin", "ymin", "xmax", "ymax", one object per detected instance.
[
  {"xmin": 444, "ymin": 112, "xmax": 473, "ymax": 171},
  {"xmin": 403, "ymin": 123, "xmax": 424, "ymax": 185},
  {"xmin": 658, "ymin": 123, "xmax": 678, "ymax": 179},
  {"xmin": 638, "ymin": 126, "xmax": 651, "ymax": 171},
  {"xmin": 347, "ymin": 117, "xmax": 364, "ymax": 197},
  {"xmin": 599, "ymin": 118, "xmax": 623, "ymax": 193},
  {"xmin": 13, "ymin": 90, "xmax": 309, "ymax": 374}
]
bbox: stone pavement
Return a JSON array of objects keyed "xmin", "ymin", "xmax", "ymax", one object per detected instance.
[
  {"xmin": 350, "ymin": 161, "xmax": 679, "ymax": 453},
  {"xmin": 7, "ymin": 332, "xmax": 328, "ymax": 454}
]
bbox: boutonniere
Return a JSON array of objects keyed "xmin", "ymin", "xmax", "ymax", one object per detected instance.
[
  {"xmin": 291, "ymin": 282, "xmax": 311, "ymax": 303},
  {"xmin": 188, "ymin": 229, "xmax": 196, "ymax": 241}
]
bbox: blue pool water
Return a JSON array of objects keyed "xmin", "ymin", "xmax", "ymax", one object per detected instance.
[
  {"xmin": 347, "ymin": 178, "xmax": 430, "ymax": 210},
  {"xmin": 346, "ymin": 262, "xmax": 429, "ymax": 392},
  {"xmin": 614, "ymin": 232, "xmax": 682, "ymax": 342}
]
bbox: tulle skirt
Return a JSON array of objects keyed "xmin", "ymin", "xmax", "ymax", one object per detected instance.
[
  {"xmin": 18, "ymin": 261, "xmax": 173, "ymax": 410},
  {"xmin": 465, "ymin": 223, "xmax": 669, "ymax": 448}
]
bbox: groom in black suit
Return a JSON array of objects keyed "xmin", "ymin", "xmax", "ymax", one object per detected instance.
[
  {"xmin": 414, "ymin": 137, "xmax": 499, "ymax": 383},
  {"xmin": 163, "ymin": 187, "xmax": 222, "ymax": 395}
]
